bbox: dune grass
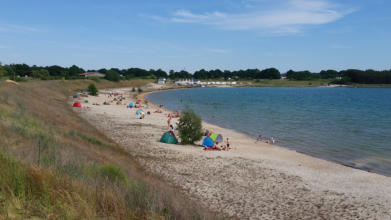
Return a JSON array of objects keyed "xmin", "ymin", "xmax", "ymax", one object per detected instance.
[{"xmin": 0, "ymin": 79, "xmax": 218, "ymax": 219}]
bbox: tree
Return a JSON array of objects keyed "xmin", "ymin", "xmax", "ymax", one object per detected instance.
[
  {"xmin": 32, "ymin": 69, "xmax": 50, "ymax": 80},
  {"xmin": 105, "ymin": 70, "xmax": 121, "ymax": 82},
  {"xmin": 0, "ymin": 62, "xmax": 6, "ymax": 77},
  {"xmin": 88, "ymin": 83, "xmax": 98, "ymax": 96},
  {"xmin": 68, "ymin": 65, "xmax": 85, "ymax": 76},
  {"xmin": 177, "ymin": 108, "xmax": 203, "ymax": 145}
]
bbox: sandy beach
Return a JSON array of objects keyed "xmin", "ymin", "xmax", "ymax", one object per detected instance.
[{"xmin": 76, "ymin": 85, "xmax": 391, "ymax": 219}]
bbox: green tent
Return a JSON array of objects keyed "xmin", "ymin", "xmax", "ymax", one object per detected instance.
[{"xmin": 160, "ymin": 132, "xmax": 178, "ymax": 144}]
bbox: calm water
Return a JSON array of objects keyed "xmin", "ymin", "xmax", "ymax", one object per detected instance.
[{"xmin": 147, "ymin": 87, "xmax": 391, "ymax": 176}]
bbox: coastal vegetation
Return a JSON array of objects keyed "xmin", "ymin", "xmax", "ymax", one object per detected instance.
[
  {"xmin": 0, "ymin": 80, "xmax": 215, "ymax": 219},
  {"xmin": 87, "ymin": 83, "xmax": 98, "ymax": 96},
  {"xmin": 1, "ymin": 61, "xmax": 391, "ymax": 85},
  {"xmin": 177, "ymin": 108, "xmax": 204, "ymax": 145}
]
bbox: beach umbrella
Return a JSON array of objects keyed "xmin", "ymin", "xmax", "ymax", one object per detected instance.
[
  {"xmin": 73, "ymin": 102, "xmax": 82, "ymax": 108},
  {"xmin": 210, "ymin": 133, "xmax": 218, "ymax": 142},
  {"xmin": 216, "ymin": 134, "xmax": 223, "ymax": 143},
  {"xmin": 136, "ymin": 109, "xmax": 143, "ymax": 115},
  {"xmin": 202, "ymin": 137, "xmax": 214, "ymax": 147}
]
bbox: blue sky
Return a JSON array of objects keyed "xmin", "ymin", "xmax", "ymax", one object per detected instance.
[{"xmin": 0, "ymin": 0, "xmax": 390, "ymax": 72}]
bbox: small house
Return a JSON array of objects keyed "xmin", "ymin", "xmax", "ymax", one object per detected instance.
[
  {"xmin": 157, "ymin": 77, "xmax": 166, "ymax": 84},
  {"xmin": 80, "ymin": 72, "xmax": 105, "ymax": 78}
]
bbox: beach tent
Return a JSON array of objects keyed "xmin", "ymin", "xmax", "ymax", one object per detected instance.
[
  {"xmin": 210, "ymin": 133, "xmax": 223, "ymax": 143},
  {"xmin": 202, "ymin": 137, "xmax": 214, "ymax": 148},
  {"xmin": 160, "ymin": 132, "xmax": 178, "ymax": 144},
  {"xmin": 215, "ymin": 134, "xmax": 223, "ymax": 143},
  {"xmin": 136, "ymin": 109, "xmax": 143, "ymax": 115},
  {"xmin": 128, "ymin": 102, "xmax": 134, "ymax": 108},
  {"xmin": 73, "ymin": 102, "xmax": 82, "ymax": 108}
]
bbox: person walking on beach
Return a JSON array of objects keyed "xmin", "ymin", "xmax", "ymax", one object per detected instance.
[
  {"xmin": 167, "ymin": 115, "xmax": 172, "ymax": 127},
  {"xmin": 169, "ymin": 124, "xmax": 175, "ymax": 136}
]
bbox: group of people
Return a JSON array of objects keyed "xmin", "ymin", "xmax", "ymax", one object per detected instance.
[
  {"xmin": 256, "ymin": 134, "xmax": 275, "ymax": 144},
  {"xmin": 203, "ymin": 131, "xmax": 232, "ymax": 151}
]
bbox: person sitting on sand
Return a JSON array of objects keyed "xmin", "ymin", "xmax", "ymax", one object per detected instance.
[
  {"xmin": 139, "ymin": 111, "xmax": 145, "ymax": 119},
  {"xmin": 213, "ymin": 141, "xmax": 221, "ymax": 150},
  {"xmin": 171, "ymin": 110, "xmax": 180, "ymax": 118},
  {"xmin": 255, "ymin": 135, "xmax": 262, "ymax": 143},
  {"xmin": 154, "ymin": 109, "xmax": 162, "ymax": 113}
]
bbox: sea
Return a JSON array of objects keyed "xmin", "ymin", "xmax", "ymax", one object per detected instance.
[{"xmin": 147, "ymin": 87, "xmax": 391, "ymax": 176}]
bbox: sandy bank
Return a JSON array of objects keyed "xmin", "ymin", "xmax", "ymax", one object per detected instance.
[{"xmin": 76, "ymin": 85, "xmax": 391, "ymax": 219}]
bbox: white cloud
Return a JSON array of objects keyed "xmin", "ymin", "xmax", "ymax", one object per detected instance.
[
  {"xmin": 206, "ymin": 48, "xmax": 230, "ymax": 54},
  {"xmin": 0, "ymin": 24, "xmax": 38, "ymax": 32},
  {"xmin": 167, "ymin": 0, "xmax": 354, "ymax": 33}
]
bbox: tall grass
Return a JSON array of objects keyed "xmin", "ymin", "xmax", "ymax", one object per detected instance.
[{"xmin": 0, "ymin": 80, "xmax": 219, "ymax": 219}]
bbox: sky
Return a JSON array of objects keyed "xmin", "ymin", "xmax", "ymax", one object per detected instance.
[{"xmin": 0, "ymin": 0, "xmax": 390, "ymax": 73}]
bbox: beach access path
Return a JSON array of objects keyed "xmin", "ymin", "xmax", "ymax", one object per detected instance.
[{"xmin": 76, "ymin": 86, "xmax": 391, "ymax": 219}]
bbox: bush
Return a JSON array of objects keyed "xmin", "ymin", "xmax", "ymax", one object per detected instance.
[
  {"xmin": 137, "ymin": 87, "xmax": 143, "ymax": 93},
  {"xmin": 105, "ymin": 70, "xmax": 121, "ymax": 82},
  {"xmin": 87, "ymin": 83, "xmax": 98, "ymax": 96},
  {"xmin": 132, "ymin": 87, "xmax": 136, "ymax": 92},
  {"xmin": 99, "ymin": 164, "xmax": 127, "ymax": 184},
  {"xmin": 177, "ymin": 108, "xmax": 203, "ymax": 144}
]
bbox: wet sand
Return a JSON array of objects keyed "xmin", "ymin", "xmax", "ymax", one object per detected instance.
[{"xmin": 76, "ymin": 85, "xmax": 391, "ymax": 219}]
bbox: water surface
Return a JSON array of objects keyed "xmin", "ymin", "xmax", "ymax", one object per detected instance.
[{"xmin": 147, "ymin": 87, "xmax": 391, "ymax": 176}]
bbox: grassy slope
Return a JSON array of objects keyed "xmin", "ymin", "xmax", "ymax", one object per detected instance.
[{"xmin": 0, "ymin": 79, "xmax": 217, "ymax": 219}]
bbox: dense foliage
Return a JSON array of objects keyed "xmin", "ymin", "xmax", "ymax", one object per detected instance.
[
  {"xmin": 177, "ymin": 109, "xmax": 203, "ymax": 145},
  {"xmin": 1, "ymin": 61, "xmax": 390, "ymax": 84},
  {"xmin": 88, "ymin": 83, "xmax": 98, "ymax": 96}
]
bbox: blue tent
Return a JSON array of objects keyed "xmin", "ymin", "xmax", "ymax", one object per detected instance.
[
  {"xmin": 202, "ymin": 137, "xmax": 214, "ymax": 148},
  {"xmin": 129, "ymin": 102, "xmax": 134, "ymax": 108}
]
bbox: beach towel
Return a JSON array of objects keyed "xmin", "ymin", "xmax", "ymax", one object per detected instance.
[{"xmin": 203, "ymin": 148, "xmax": 220, "ymax": 151}]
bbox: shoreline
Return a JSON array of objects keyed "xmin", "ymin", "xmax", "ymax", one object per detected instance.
[{"xmin": 77, "ymin": 84, "xmax": 391, "ymax": 219}]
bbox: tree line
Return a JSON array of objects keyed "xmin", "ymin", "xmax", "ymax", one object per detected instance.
[
  {"xmin": 1, "ymin": 62, "xmax": 390, "ymax": 84},
  {"xmin": 286, "ymin": 69, "xmax": 391, "ymax": 84}
]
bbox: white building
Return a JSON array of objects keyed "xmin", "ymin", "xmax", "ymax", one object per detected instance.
[
  {"xmin": 157, "ymin": 77, "xmax": 166, "ymax": 84},
  {"xmin": 79, "ymin": 72, "xmax": 105, "ymax": 78}
]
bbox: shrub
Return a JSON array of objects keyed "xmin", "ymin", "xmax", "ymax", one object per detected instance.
[
  {"xmin": 87, "ymin": 83, "xmax": 98, "ymax": 96},
  {"xmin": 89, "ymin": 76, "xmax": 101, "ymax": 82},
  {"xmin": 177, "ymin": 108, "xmax": 203, "ymax": 145},
  {"xmin": 105, "ymin": 70, "xmax": 121, "ymax": 82},
  {"xmin": 99, "ymin": 164, "xmax": 127, "ymax": 184},
  {"xmin": 132, "ymin": 87, "xmax": 136, "ymax": 92},
  {"xmin": 137, "ymin": 87, "xmax": 143, "ymax": 93}
]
